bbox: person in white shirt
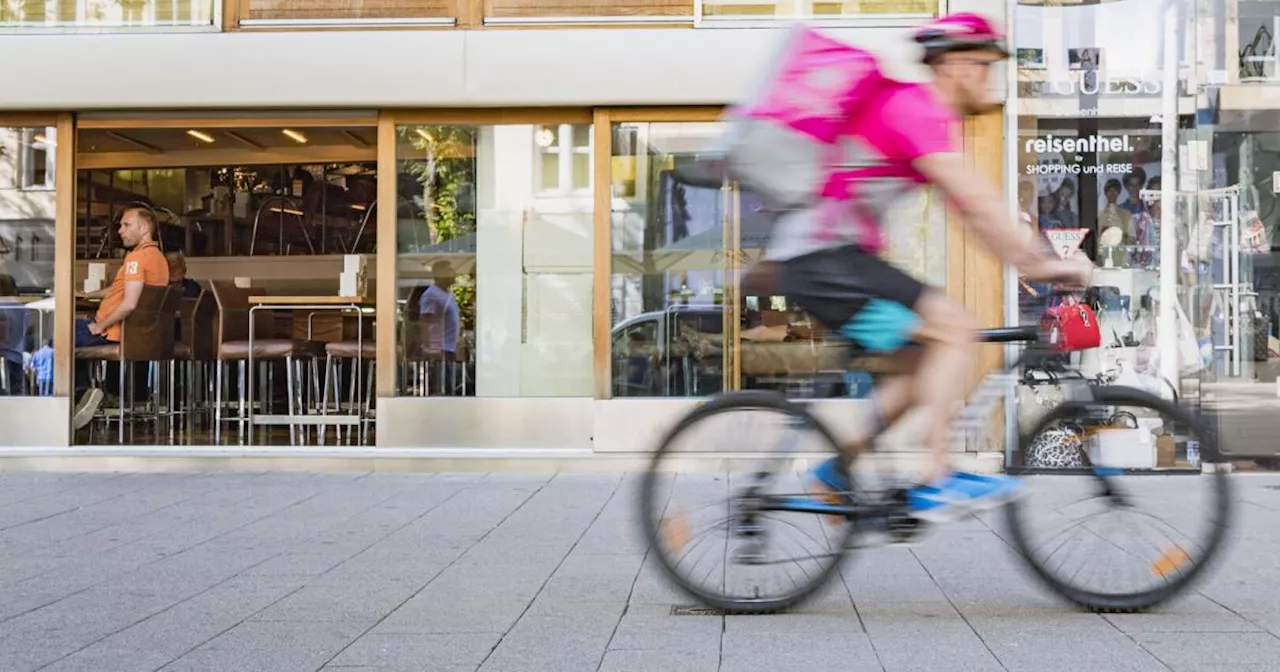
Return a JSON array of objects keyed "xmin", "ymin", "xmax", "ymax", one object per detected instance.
[
  {"xmin": 417, "ymin": 260, "xmax": 461, "ymax": 395},
  {"xmin": 418, "ymin": 260, "xmax": 459, "ymax": 358}
]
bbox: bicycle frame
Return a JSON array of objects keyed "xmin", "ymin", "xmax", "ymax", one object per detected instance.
[{"xmin": 750, "ymin": 327, "xmax": 1102, "ymax": 521}]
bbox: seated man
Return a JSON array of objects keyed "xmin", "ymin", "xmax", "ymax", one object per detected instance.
[{"xmin": 73, "ymin": 206, "xmax": 169, "ymax": 429}]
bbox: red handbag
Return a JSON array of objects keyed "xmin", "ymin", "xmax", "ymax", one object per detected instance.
[{"xmin": 1040, "ymin": 296, "xmax": 1101, "ymax": 353}]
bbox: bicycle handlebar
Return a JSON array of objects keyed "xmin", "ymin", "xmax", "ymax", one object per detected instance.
[{"xmin": 978, "ymin": 325, "xmax": 1041, "ymax": 344}]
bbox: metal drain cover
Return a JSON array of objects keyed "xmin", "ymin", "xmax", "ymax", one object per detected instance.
[{"xmin": 670, "ymin": 605, "xmax": 725, "ymax": 616}]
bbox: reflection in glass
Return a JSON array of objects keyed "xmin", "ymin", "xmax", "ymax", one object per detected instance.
[
  {"xmin": 0, "ymin": 126, "xmax": 57, "ymax": 397},
  {"xmin": 610, "ymin": 122, "xmax": 731, "ymax": 398},
  {"xmin": 609, "ymin": 122, "xmax": 947, "ymax": 399},
  {"xmin": 396, "ymin": 124, "xmax": 594, "ymax": 398}
]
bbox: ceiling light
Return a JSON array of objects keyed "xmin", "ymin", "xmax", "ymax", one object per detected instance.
[
  {"xmin": 415, "ymin": 128, "xmax": 433, "ymax": 143},
  {"xmin": 282, "ymin": 129, "xmax": 308, "ymax": 144},
  {"xmin": 269, "ymin": 207, "xmax": 305, "ymax": 216},
  {"xmin": 33, "ymin": 134, "xmax": 47, "ymax": 144},
  {"xmin": 186, "ymin": 129, "xmax": 215, "ymax": 143},
  {"xmin": 350, "ymin": 204, "xmax": 367, "ymax": 211}
]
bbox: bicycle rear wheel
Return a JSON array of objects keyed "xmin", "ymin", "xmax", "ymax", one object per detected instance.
[
  {"xmin": 1006, "ymin": 385, "xmax": 1233, "ymax": 613},
  {"xmin": 637, "ymin": 391, "xmax": 858, "ymax": 614}
]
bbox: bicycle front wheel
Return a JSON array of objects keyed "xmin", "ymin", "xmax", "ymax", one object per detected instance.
[
  {"xmin": 637, "ymin": 391, "xmax": 857, "ymax": 614},
  {"xmin": 1006, "ymin": 385, "xmax": 1233, "ymax": 613}
]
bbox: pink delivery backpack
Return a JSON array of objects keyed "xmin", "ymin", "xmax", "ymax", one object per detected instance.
[{"xmin": 719, "ymin": 24, "xmax": 891, "ymax": 207}]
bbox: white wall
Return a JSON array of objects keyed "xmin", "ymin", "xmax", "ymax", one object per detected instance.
[{"xmin": 0, "ymin": 20, "xmax": 1010, "ymax": 110}]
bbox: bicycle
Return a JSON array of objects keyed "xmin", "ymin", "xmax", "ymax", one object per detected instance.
[{"xmin": 637, "ymin": 302, "xmax": 1233, "ymax": 615}]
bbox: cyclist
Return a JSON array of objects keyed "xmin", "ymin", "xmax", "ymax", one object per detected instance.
[{"xmin": 767, "ymin": 13, "xmax": 1094, "ymax": 521}]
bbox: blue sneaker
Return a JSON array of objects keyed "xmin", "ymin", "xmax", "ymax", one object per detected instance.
[{"xmin": 907, "ymin": 471, "xmax": 1022, "ymax": 522}]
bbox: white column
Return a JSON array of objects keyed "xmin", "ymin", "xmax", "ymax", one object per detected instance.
[{"xmin": 475, "ymin": 125, "xmax": 534, "ymax": 397}]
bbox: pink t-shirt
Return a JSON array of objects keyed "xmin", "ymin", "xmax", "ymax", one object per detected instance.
[{"xmin": 765, "ymin": 81, "xmax": 958, "ymax": 260}]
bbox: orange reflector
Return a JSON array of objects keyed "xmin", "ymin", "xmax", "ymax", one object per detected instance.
[
  {"xmin": 660, "ymin": 513, "xmax": 690, "ymax": 554},
  {"xmin": 1152, "ymin": 545, "xmax": 1191, "ymax": 577},
  {"xmin": 811, "ymin": 487, "xmax": 845, "ymax": 527}
]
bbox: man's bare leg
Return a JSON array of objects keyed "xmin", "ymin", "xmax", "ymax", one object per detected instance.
[
  {"xmin": 910, "ymin": 291, "xmax": 979, "ymax": 483},
  {"xmin": 841, "ymin": 349, "xmax": 922, "ymax": 455}
]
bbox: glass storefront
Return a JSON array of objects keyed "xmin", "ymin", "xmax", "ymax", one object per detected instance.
[
  {"xmin": 0, "ymin": 103, "xmax": 979, "ymax": 450},
  {"xmin": 1010, "ymin": 0, "xmax": 1280, "ymax": 471},
  {"xmin": 1011, "ymin": 0, "xmax": 1198, "ymax": 471}
]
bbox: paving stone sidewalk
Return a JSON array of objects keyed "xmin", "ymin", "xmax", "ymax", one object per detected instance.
[{"xmin": 1, "ymin": 471, "xmax": 1279, "ymax": 672}]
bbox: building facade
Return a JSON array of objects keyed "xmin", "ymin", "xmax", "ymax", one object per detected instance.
[{"xmin": 3, "ymin": 0, "xmax": 1272, "ymax": 471}]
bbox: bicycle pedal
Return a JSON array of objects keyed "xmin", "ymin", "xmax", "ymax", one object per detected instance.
[{"xmin": 887, "ymin": 514, "xmax": 927, "ymax": 544}]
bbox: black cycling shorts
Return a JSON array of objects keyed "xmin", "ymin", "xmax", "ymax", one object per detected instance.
[{"xmin": 777, "ymin": 245, "xmax": 929, "ymax": 353}]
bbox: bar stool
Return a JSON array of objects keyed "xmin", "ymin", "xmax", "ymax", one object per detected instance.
[
  {"xmin": 168, "ymin": 288, "xmax": 215, "ymax": 443},
  {"xmin": 321, "ymin": 340, "xmax": 375, "ymax": 445},
  {"xmin": 208, "ymin": 281, "xmax": 319, "ymax": 445},
  {"xmin": 74, "ymin": 284, "xmax": 174, "ymax": 443},
  {"xmin": 150, "ymin": 287, "xmax": 185, "ymax": 442}
]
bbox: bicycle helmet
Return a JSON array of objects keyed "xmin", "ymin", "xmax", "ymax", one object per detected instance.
[{"xmin": 913, "ymin": 12, "xmax": 1009, "ymax": 63}]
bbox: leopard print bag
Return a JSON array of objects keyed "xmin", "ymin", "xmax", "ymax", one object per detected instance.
[{"xmin": 1025, "ymin": 426, "xmax": 1086, "ymax": 468}]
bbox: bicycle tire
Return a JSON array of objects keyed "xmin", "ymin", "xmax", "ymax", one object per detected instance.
[
  {"xmin": 1005, "ymin": 385, "xmax": 1233, "ymax": 613},
  {"xmin": 637, "ymin": 391, "xmax": 857, "ymax": 614}
]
